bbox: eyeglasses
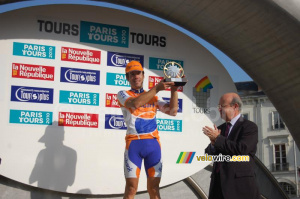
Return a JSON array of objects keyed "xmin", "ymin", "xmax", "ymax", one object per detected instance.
[{"xmin": 217, "ymin": 104, "xmax": 233, "ymax": 109}]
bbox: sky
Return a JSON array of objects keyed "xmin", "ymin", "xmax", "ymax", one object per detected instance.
[{"xmin": 0, "ymin": 0, "xmax": 252, "ymax": 82}]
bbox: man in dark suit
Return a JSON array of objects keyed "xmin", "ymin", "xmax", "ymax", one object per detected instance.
[{"xmin": 203, "ymin": 93, "xmax": 261, "ymax": 199}]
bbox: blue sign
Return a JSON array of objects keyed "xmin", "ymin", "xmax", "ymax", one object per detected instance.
[
  {"xmin": 59, "ymin": 90, "xmax": 99, "ymax": 106},
  {"xmin": 157, "ymin": 119, "xmax": 182, "ymax": 132},
  {"xmin": 80, "ymin": 21, "xmax": 129, "ymax": 48},
  {"xmin": 60, "ymin": 67, "xmax": 100, "ymax": 85},
  {"xmin": 105, "ymin": 114, "xmax": 127, "ymax": 130},
  {"xmin": 106, "ymin": 73, "xmax": 130, "ymax": 87},
  {"xmin": 107, "ymin": 51, "xmax": 144, "ymax": 68},
  {"xmin": 10, "ymin": 109, "xmax": 52, "ymax": 125},
  {"xmin": 13, "ymin": 42, "xmax": 55, "ymax": 59},
  {"xmin": 11, "ymin": 85, "xmax": 53, "ymax": 104},
  {"xmin": 162, "ymin": 97, "xmax": 183, "ymax": 113}
]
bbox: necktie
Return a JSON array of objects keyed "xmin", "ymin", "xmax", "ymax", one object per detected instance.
[
  {"xmin": 225, "ymin": 122, "xmax": 232, "ymax": 137},
  {"xmin": 215, "ymin": 122, "xmax": 232, "ymax": 173}
]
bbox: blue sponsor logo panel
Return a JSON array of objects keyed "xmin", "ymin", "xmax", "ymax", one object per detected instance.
[
  {"xmin": 105, "ymin": 114, "xmax": 127, "ymax": 130},
  {"xmin": 80, "ymin": 21, "xmax": 129, "ymax": 48},
  {"xmin": 107, "ymin": 51, "xmax": 144, "ymax": 68},
  {"xmin": 106, "ymin": 73, "xmax": 130, "ymax": 87},
  {"xmin": 157, "ymin": 119, "xmax": 182, "ymax": 132},
  {"xmin": 10, "ymin": 109, "xmax": 53, "ymax": 125},
  {"xmin": 149, "ymin": 57, "xmax": 184, "ymax": 71},
  {"xmin": 162, "ymin": 97, "xmax": 183, "ymax": 113},
  {"xmin": 11, "ymin": 86, "xmax": 53, "ymax": 104},
  {"xmin": 13, "ymin": 42, "xmax": 55, "ymax": 59},
  {"xmin": 59, "ymin": 90, "xmax": 99, "ymax": 106},
  {"xmin": 60, "ymin": 67, "xmax": 100, "ymax": 85}
]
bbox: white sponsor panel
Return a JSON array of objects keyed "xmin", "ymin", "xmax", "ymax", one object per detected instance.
[{"xmin": 0, "ymin": 4, "xmax": 235, "ymax": 195}]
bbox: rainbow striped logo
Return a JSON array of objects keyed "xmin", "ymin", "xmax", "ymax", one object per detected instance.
[
  {"xmin": 195, "ymin": 76, "xmax": 213, "ymax": 92},
  {"xmin": 176, "ymin": 152, "xmax": 196, "ymax": 164}
]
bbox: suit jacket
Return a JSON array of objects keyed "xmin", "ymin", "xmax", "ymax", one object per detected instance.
[{"xmin": 205, "ymin": 117, "xmax": 261, "ymax": 199}]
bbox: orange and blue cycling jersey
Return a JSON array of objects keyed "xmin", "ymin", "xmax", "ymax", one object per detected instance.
[
  {"xmin": 117, "ymin": 88, "xmax": 167, "ymax": 141},
  {"xmin": 117, "ymin": 88, "xmax": 167, "ymax": 178}
]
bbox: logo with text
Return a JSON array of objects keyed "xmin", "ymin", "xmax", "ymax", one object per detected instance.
[
  {"xmin": 157, "ymin": 119, "xmax": 182, "ymax": 132},
  {"xmin": 58, "ymin": 112, "xmax": 98, "ymax": 128},
  {"xmin": 193, "ymin": 76, "xmax": 213, "ymax": 114},
  {"xmin": 13, "ymin": 42, "xmax": 55, "ymax": 59},
  {"xmin": 196, "ymin": 154, "xmax": 250, "ymax": 162},
  {"xmin": 61, "ymin": 47, "xmax": 101, "ymax": 64},
  {"xmin": 107, "ymin": 51, "xmax": 144, "ymax": 68},
  {"xmin": 106, "ymin": 73, "xmax": 130, "ymax": 87},
  {"xmin": 60, "ymin": 67, "xmax": 100, "ymax": 85},
  {"xmin": 80, "ymin": 21, "xmax": 129, "ymax": 48},
  {"xmin": 105, "ymin": 114, "xmax": 127, "ymax": 130},
  {"xmin": 11, "ymin": 86, "xmax": 53, "ymax": 104},
  {"xmin": 105, "ymin": 93, "xmax": 120, "ymax": 108},
  {"xmin": 12, "ymin": 63, "xmax": 54, "ymax": 81},
  {"xmin": 10, "ymin": 110, "xmax": 52, "ymax": 125},
  {"xmin": 59, "ymin": 90, "xmax": 99, "ymax": 106}
]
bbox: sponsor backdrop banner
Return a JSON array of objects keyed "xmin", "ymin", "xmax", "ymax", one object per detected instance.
[
  {"xmin": 107, "ymin": 51, "xmax": 144, "ymax": 68},
  {"xmin": 61, "ymin": 46, "xmax": 101, "ymax": 65},
  {"xmin": 80, "ymin": 21, "xmax": 129, "ymax": 48},
  {"xmin": 11, "ymin": 85, "xmax": 54, "ymax": 104},
  {"xmin": 10, "ymin": 109, "xmax": 53, "ymax": 125},
  {"xmin": 12, "ymin": 63, "xmax": 55, "ymax": 81},
  {"xmin": 13, "ymin": 42, "xmax": 55, "ymax": 59},
  {"xmin": 60, "ymin": 67, "xmax": 100, "ymax": 85},
  {"xmin": 59, "ymin": 90, "xmax": 99, "ymax": 106},
  {"xmin": 0, "ymin": 4, "xmax": 236, "ymax": 195}
]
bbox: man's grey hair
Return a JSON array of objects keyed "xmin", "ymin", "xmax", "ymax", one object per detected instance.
[{"xmin": 230, "ymin": 97, "xmax": 243, "ymax": 111}]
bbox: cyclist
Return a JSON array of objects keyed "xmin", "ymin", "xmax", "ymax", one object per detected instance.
[{"xmin": 117, "ymin": 60, "xmax": 179, "ymax": 199}]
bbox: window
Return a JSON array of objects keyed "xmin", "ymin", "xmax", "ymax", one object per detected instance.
[
  {"xmin": 271, "ymin": 111, "xmax": 285, "ymax": 130},
  {"xmin": 241, "ymin": 113, "xmax": 249, "ymax": 120},
  {"xmin": 272, "ymin": 144, "xmax": 288, "ymax": 171},
  {"xmin": 279, "ymin": 182, "xmax": 296, "ymax": 196}
]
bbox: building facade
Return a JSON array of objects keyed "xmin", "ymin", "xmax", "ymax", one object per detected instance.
[{"xmin": 236, "ymin": 81, "xmax": 300, "ymax": 198}]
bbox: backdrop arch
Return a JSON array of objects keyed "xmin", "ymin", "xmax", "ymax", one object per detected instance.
[{"xmin": 1, "ymin": 0, "xmax": 300, "ymax": 148}]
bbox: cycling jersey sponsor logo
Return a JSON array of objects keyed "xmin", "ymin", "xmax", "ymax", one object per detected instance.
[
  {"xmin": 162, "ymin": 97, "xmax": 183, "ymax": 113},
  {"xmin": 105, "ymin": 93, "xmax": 120, "ymax": 108},
  {"xmin": 9, "ymin": 109, "xmax": 52, "ymax": 125},
  {"xmin": 59, "ymin": 90, "xmax": 99, "ymax": 106},
  {"xmin": 13, "ymin": 42, "xmax": 55, "ymax": 59},
  {"xmin": 61, "ymin": 47, "xmax": 101, "ymax": 64},
  {"xmin": 80, "ymin": 21, "xmax": 129, "ymax": 48},
  {"xmin": 148, "ymin": 76, "xmax": 183, "ymax": 92},
  {"xmin": 105, "ymin": 114, "xmax": 127, "ymax": 130},
  {"xmin": 106, "ymin": 73, "xmax": 130, "ymax": 87},
  {"xmin": 107, "ymin": 51, "xmax": 144, "ymax": 67},
  {"xmin": 58, "ymin": 112, "xmax": 98, "ymax": 128},
  {"xmin": 149, "ymin": 57, "xmax": 183, "ymax": 71},
  {"xmin": 157, "ymin": 119, "xmax": 182, "ymax": 132},
  {"xmin": 11, "ymin": 86, "xmax": 53, "ymax": 104},
  {"xmin": 12, "ymin": 63, "xmax": 54, "ymax": 81},
  {"xmin": 60, "ymin": 67, "xmax": 100, "ymax": 85}
]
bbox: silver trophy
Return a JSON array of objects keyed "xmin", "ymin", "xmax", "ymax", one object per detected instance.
[{"xmin": 163, "ymin": 61, "xmax": 187, "ymax": 86}]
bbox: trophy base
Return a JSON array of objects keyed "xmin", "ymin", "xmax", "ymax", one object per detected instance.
[{"xmin": 165, "ymin": 78, "xmax": 187, "ymax": 86}]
